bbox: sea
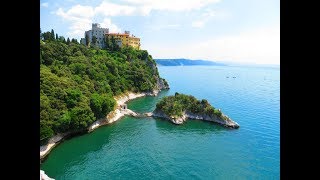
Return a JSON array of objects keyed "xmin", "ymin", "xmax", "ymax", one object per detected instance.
[{"xmin": 41, "ymin": 65, "xmax": 280, "ymax": 179}]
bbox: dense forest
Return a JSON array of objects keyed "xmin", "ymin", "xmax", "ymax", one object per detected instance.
[
  {"xmin": 40, "ymin": 29, "xmax": 168, "ymax": 144},
  {"xmin": 155, "ymin": 93, "xmax": 223, "ymax": 118}
]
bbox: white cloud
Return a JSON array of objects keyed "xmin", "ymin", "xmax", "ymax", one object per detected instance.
[
  {"xmin": 94, "ymin": 0, "xmax": 221, "ymax": 17},
  {"xmin": 192, "ymin": 9, "xmax": 216, "ymax": 28},
  {"xmin": 149, "ymin": 24, "xmax": 280, "ymax": 65},
  {"xmin": 147, "ymin": 24, "xmax": 181, "ymax": 31},
  {"xmin": 66, "ymin": 19, "xmax": 92, "ymax": 37},
  {"xmin": 167, "ymin": 24, "xmax": 181, "ymax": 28},
  {"xmin": 94, "ymin": 2, "xmax": 138, "ymax": 16},
  {"xmin": 56, "ymin": 5, "xmax": 95, "ymax": 37},
  {"xmin": 56, "ymin": 5, "xmax": 95, "ymax": 20},
  {"xmin": 55, "ymin": 0, "xmax": 221, "ymax": 38},
  {"xmin": 191, "ymin": 21, "xmax": 205, "ymax": 28},
  {"xmin": 56, "ymin": 5, "xmax": 122, "ymax": 38},
  {"xmin": 41, "ymin": 2, "xmax": 49, "ymax": 8},
  {"xmin": 122, "ymin": 0, "xmax": 221, "ymax": 12},
  {"xmin": 100, "ymin": 18, "xmax": 121, "ymax": 33}
]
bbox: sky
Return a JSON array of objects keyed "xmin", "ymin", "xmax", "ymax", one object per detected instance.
[{"xmin": 40, "ymin": 0, "xmax": 280, "ymax": 65}]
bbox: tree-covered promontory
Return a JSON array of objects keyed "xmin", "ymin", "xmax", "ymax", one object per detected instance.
[
  {"xmin": 40, "ymin": 30, "xmax": 169, "ymax": 144},
  {"xmin": 155, "ymin": 93, "xmax": 221, "ymax": 118},
  {"xmin": 153, "ymin": 93, "xmax": 239, "ymax": 128}
]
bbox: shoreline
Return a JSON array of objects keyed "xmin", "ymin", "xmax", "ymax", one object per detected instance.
[
  {"xmin": 40, "ymin": 91, "xmax": 154, "ymax": 161},
  {"xmin": 151, "ymin": 110, "xmax": 240, "ymax": 128}
]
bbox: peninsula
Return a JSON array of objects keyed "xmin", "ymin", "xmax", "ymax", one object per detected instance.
[
  {"xmin": 149, "ymin": 93, "xmax": 239, "ymax": 128},
  {"xmin": 40, "ymin": 26, "xmax": 236, "ymax": 164},
  {"xmin": 40, "ymin": 27, "xmax": 169, "ymax": 161},
  {"xmin": 155, "ymin": 58, "xmax": 225, "ymax": 66}
]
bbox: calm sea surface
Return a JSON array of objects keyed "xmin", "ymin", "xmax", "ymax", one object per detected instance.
[{"xmin": 41, "ymin": 65, "xmax": 280, "ymax": 179}]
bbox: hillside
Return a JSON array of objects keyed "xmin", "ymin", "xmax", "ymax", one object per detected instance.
[
  {"xmin": 40, "ymin": 37, "xmax": 168, "ymax": 144},
  {"xmin": 155, "ymin": 58, "xmax": 225, "ymax": 66}
]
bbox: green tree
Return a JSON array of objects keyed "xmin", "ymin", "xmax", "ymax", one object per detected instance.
[
  {"xmin": 40, "ymin": 37, "xmax": 168, "ymax": 143},
  {"xmin": 110, "ymin": 36, "xmax": 116, "ymax": 51},
  {"xmin": 67, "ymin": 38, "xmax": 71, "ymax": 45},
  {"xmin": 104, "ymin": 37, "xmax": 110, "ymax": 50},
  {"xmin": 65, "ymin": 89, "xmax": 82, "ymax": 108},
  {"xmin": 155, "ymin": 93, "xmax": 222, "ymax": 119},
  {"xmin": 40, "ymin": 28, "xmax": 42, "ymax": 40},
  {"xmin": 214, "ymin": 109, "xmax": 222, "ymax": 117},
  {"xmin": 56, "ymin": 33, "xmax": 58, "ymax": 41},
  {"xmin": 71, "ymin": 38, "xmax": 78, "ymax": 44},
  {"xmin": 51, "ymin": 29, "xmax": 55, "ymax": 40},
  {"xmin": 40, "ymin": 121, "xmax": 54, "ymax": 144},
  {"xmin": 85, "ymin": 33, "xmax": 90, "ymax": 46},
  {"xmin": 92, "ymin": 36, "xmax": 97, "ymax": 46},
  {"xmin": 58, "ymin": 36, "xmax": 65, "ymax": 42},
  {"xmin": 57, "ymin": 111, "xmax": 72, "ymax": 132},
  {"xmin": 42, "ymin": 32, "xmax": 51, "ymax": 41},
  {"xmin": 90, "ymin": 93, "xmax": 116, "ymax": 119},
  {"xmin": 69, "ymin": 105, "xmax": 95, "ymax": 129}
]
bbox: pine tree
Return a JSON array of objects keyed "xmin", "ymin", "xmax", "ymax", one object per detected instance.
[
  {"xmin": 56, "ymin": 34, "xmax": 58, "ymax": 41},
  {"xmin": 51, "ymin": 29, "xmax": 55, "ymax": 40},
  {"xmin": 40, "ymin": 28, "xmax": 42, "ymax": 40},
  {"xmin": 71, "ymin": 38, "xmax": 78, "ymax": 44},
  {"xmin": 104, "ymin": 37, "xmax": 110, "ymax": 50},
  {"xmin": 42, "ymin": 32, "xmax": 51, "ymax": 41},
  {"xmin": 66, "ymin": 38, "xmax": 70, "ymax": 45},
  {"xmin": 110, "ymin": 36, "xmax": 120, "ymax": 51},
  {"xmin": 85, "ymin": 33, "xmax": 90, "ymax": 46},
  {"xmin": 111, "ymin": 36, "xmax": 116, "ymax": 51}
]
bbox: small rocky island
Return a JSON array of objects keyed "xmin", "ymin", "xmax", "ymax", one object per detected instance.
[{"xmin": 150, "ymin": 92, "xmax": 239, "ymax": 128}]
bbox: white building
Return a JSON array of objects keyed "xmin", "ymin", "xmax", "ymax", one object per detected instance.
[{"xmin": 82, "ymin": 23, "xmax": 109, "ymax": 48}]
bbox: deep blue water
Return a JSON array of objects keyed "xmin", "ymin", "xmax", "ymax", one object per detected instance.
[{"xmin": 41, "ymin": 65, "xmax": 280, "ymax": 179}]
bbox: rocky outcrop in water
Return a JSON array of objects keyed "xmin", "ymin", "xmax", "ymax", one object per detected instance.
[
  {"xmin": 151, "ymin": 108, "xmax": 239, "ymax": 128},
  {"xmin": 151, "ymin": 93, "xmax": 239, "ymax": 128}
]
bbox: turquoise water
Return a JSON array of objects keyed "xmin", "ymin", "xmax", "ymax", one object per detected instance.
[{"xmin": 41, "ymin": 65, "xmax": 280, "ymax": 179}]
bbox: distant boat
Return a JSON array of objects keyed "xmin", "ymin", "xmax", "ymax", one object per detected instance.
[
  {"xmin": 232, "ymin": 76, "xmax": 236, "ymax": 78},
  {"xmin": 226, "ymin": 76, "xmax": 229, "ymax": 78}
]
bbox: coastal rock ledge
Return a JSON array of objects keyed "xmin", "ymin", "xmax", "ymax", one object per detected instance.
[{"xmin": 150, "ymin": 109, "xmax": 239, "ymax": 128}]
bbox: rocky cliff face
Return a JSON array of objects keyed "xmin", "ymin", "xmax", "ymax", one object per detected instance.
[
  {"xmin": 152, "ymin": 109, "xmax": 239, "ymax": 128},
  {"xmin": 185, "ymin": 111, "xmax": 239, "ymax": 128},
  {"xmin": 156, "ymin": 77, "xmax": 170, "ymax": 90},
  {"xmin": 149, "ymin": 75, "xmax": 169, "ymax": 96},
  {"xmin": 147, "ymin": 56, "xmax": 170, "ymax": 93}
]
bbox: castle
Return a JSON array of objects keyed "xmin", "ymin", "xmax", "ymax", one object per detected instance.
[{"xmin": 80, "ymin": 23, "xmax": 141, "ymax": 50}]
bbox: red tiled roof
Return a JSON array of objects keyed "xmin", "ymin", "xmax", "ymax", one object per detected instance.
[{"xmin": 106, "ymin": 33, "xmax": 129, "ymax": 36}]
